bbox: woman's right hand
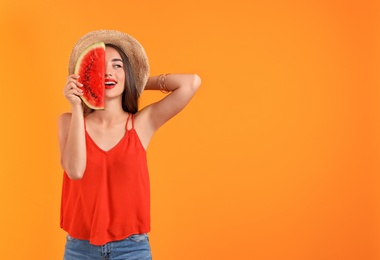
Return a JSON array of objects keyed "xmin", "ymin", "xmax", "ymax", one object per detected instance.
[{"xmin": 64, "ymin": 74, "xmax": 83, "ymax": 106}]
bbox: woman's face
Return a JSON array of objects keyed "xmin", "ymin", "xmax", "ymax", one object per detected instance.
[{"xmin": 104, "ymin": 46, "xmax": 126, "ymax": 98}]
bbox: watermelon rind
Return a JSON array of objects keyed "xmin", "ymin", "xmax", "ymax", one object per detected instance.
[{"xmin": 74, "ymin": 42, "xmax": 105, "ymax": 110}]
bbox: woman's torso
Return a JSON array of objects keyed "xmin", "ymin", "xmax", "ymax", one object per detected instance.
[{"xmin": 60, "ymin": 113, "xmax": 151, "ymax": 246}]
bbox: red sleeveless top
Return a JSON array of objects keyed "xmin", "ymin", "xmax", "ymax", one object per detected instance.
[{"xmin": 60, "ymin": 114, "xmax": 150, "ymax": 245}]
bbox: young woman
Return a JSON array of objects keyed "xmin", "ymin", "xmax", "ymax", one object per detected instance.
[{"xmin": 58, "ymin": 30, "xmax": 201, "ymax": 260}]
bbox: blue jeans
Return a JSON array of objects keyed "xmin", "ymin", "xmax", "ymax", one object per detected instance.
[{"xmin": 64, "ymin": 233, "xmax": 152, "ymax": 260}]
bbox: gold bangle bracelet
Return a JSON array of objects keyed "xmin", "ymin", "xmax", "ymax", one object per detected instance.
[{"xmin": 158, "ymin": 74, "xmax": 171, "ymax": 94}]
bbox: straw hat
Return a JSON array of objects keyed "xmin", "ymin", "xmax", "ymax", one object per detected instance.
[{"xmin": 68, "ymin": 30, "xmax": 150, "ymax": 95}]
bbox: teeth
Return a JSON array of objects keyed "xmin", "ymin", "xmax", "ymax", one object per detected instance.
[{"xmin": 105, "ymin": 82, "xmax": 116, "ymax": 85}]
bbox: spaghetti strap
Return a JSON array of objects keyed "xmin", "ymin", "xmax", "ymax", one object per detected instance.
[{"xmin": 125, "ymin": 113, "xmax": 132, "ymax": 131}]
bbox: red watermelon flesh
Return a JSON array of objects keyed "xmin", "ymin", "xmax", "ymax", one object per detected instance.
[{"xmin": 74, "ymin": 42, "xmax": 105, "ymax": 110}]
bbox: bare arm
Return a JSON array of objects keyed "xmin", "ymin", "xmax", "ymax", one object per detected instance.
[
  {"xmin": 58, "ymin": 75, "xmax": 87, "ymax": 180},
  {"xmin": 136, "ymin": 73, "xmax": 201, "ymax": 147}
]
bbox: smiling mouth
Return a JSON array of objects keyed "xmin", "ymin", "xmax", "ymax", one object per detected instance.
[{"xmin": 105, "ymin": 80, "xmax": 117, "ymax": 89}]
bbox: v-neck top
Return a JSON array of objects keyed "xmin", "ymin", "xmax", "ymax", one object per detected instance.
[{"xmin": 60, "ymin": 114, "xmax": 150, "ymax": 246}]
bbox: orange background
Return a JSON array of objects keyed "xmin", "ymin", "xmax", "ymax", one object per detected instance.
[{"xmin": 0, "ymin": 0, "xmax": 379, "ymax": 259}]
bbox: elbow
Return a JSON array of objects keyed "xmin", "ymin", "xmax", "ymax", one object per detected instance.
[
  {"xmin": 61, "ymin": 160, "xmax": 85, "ymax": 180},
  {"xmin": 61, "ymin": 150, "xmax": 87, "ymax": 180},
  {"xmin": 191, "ymin": 74, "xmax": 201, "ymax": 92},
  {"xmin": 66, "ymin": 170, "xmax": 85, "ymax": 180}
]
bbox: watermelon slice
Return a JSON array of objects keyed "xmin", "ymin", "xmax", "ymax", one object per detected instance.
[{"xmin": 74, "ymin": 42, "xmax": 105, "ymax": 110}]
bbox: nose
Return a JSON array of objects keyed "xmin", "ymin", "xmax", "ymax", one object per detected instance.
[{"xmin": 105, "ymin": 62, "xmax": 113, "ymax": 77}]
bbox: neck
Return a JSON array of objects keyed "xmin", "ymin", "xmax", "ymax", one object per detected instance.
[{"xmin": 90, "ymin": 98, "xmax": 128, "ymax": 124}]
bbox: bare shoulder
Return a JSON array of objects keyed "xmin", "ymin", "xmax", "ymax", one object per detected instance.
[
  {"xmin": 58, "ymin": 113, "xmax": 73, "ymax": 132},
  {"xmin": 134, "ymin": 106, "xmax": 153, "ymax": 130},
  {"xmin": 58, "ymin": 113, "xmax": 72, "ymax": 125},
  {"xmin": 135, "ymin": 105, "xmax": 152, "ymax": 118},
  {"xmin": 132, "ymin": 107, "xmax": 156, "ymax": 149}
]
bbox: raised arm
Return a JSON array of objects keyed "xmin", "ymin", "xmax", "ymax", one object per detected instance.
[
  {"xmin": 135, "ymin": 73, "xmax": 201, "ymax": 148},
  {"xmin": 58, "ymin": 75, "xmax": 87, "ymax": 180}
]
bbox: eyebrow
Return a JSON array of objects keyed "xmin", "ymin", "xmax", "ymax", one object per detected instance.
[{"xmin": 112, "ymin": 58, "xmax": 123, "ymax": 63}]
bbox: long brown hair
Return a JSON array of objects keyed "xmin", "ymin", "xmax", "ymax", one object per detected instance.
[{"xmin": 83, "ymin": 44, "xmax": 139, "ymax": 116}]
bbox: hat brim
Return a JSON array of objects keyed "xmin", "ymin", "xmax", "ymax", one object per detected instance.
[{"xmin": 68, "ymin": 30, "xmax": 149, "ymax": 95}]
